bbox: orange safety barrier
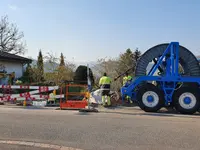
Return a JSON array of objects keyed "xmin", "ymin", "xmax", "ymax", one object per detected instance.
[{"xmin": 60, "ymin": 83, "xmax": 89, "ymax": 109}]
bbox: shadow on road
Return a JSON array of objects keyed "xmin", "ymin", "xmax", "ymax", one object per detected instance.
[{"xmin": 99, "ymin": 110, "xmax": 200, "ymax": 119}]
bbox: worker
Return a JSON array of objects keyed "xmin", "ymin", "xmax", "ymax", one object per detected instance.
[
  {"xmin": 99, "ymin": 72, "xmax": 111, "ymax": 107},
  {"xmin": 48, "ymin": 92, "xmax": 56, "ymax": 105},
  {"xmin": 123, "ymin": 72, "xmax": 133, "ymax": 104},
  {"xmin": 123, "ymin": 72, "xmax": 132, "ymax": 86}
]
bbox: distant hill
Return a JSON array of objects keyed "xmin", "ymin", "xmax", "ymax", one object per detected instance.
[{"xmin": 74, "ymin": 61, "xmax": 97, "ymax": 67}]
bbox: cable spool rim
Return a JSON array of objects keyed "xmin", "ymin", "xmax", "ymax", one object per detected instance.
[
  {"xmin": 135, "ymin": 43, "xmax": 200, "ymax": 77},
  {"xmin": 142, "ymin": 91, "xmax": 159, "ymax": 108},
  {"xmin": 178, "ymin": 92, "xmax": 197, "ymax": 109}
]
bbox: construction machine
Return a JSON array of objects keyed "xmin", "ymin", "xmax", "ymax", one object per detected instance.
[{"xmin": 120, "ymin": 42, "xmax": 200, "ymax": 114}]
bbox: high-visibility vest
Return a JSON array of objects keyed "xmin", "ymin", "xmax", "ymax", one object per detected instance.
[
  {"xmin": 123, "ymin": 76, "xmax": 128, "ymax": 86},
  {"xmin": 99, "ymin": 76, "xmax": 111, "ymax": 90},
  {"xmin": 99, "ymin": 76, "xmax": 111, "ymax": 85},
  {"xmin": 123, "ymin": 75, "xmax": 132, "ymax": 86},
  {"xmin": 127, "ymin": 75, "xmax": 132, "ymax": 81},
  {"xmin": 48, "ymin": 93, "xmax": 55, "ymax": 101}
]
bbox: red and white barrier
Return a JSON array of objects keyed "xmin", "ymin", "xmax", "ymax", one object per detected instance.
[{"xmin": 0, "ymin": 85, "xmax": 64, "ymax": 102}]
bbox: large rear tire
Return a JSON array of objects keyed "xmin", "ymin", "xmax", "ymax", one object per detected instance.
[
  {"xmin": 137, "ymin": 83, "xmax": 164, "ymax": 112},
  {"xmin": 173, "ymin": 87, "xmax": 200, "ymax": 114}
]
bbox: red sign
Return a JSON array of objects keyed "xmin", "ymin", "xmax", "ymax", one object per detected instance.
[
  {"xmin": 0, "ymin": 96, "xmax": 10, "ymax": 101},
  {"xmin": 2, "ymin": 85, "xmax": 11, "ymax": 89},
  {"xmin": 40, "ymin": 95, "xmax": 49, "ymax": 99},
  {"xmin": 39, "ymin": 86, "xmax": 49, "ymax": 92},
  {"xmin": 20, "ymin": 92, "xmax": 30, "ymax": 97}
]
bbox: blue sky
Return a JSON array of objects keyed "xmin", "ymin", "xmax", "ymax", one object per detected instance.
[{"xmin": 0, "ymin": 0, "xmax": 200, "ymax": 63}]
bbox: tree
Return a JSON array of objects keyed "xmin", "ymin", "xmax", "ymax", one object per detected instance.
[
  {"xmin": 43, "ymin": 52, "xmax": 75, "ymax": 86},
  {"xmin": 92, "ymin": 58, "xmax": 121, "ymax": 91},
  {"xmin": 0, "ymin": 15, "xmax": 26, "ymax": 54},
  {"xmin": 117, "ymin": 48, "xmax": 142, "ymax": 77},
  {"xmin": 134, "ymin": 48, "xmax": 141, "ymax": 62},
  {"xmin": 118, "ymin": 48, "xmax": 134, "ymax": 76},
  {"xmin": 92, "ymin": 48, "xmax": 142, "ymax": 91},
  {"xmin": 44, "ymin": 51, "xmax": 59, "ymax": 72},
  {"xmin": 37, "ymin": 50, "xmax": 44, "ymax": 82},
  {"xmin": 59, "ymin": 53, "xmax": 65, "ymax": 66},
  {"xmin": 18, "ymin": 63, "xmax": 33, "ymax": 84},
  {"xmin": 73, "ymin": 65, "xmax": 94, "ymax": 85},
  {"xmin": 24, "ymin": 63, "xmax": 33, "ymax": 81}
]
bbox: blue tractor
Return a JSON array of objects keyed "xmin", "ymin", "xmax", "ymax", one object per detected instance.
[{"xmin": 121, "ymin": 42, "xmax": 200, "ymax": 114}]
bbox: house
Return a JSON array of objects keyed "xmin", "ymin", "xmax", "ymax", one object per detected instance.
[{"xmin": 0, "ymin": 51, "xmax": 32, "ymax": 82}]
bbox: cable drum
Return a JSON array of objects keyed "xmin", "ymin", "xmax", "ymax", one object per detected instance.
[{"xmin": 135, "ymin": 44, "xmax": 200, "ymax": 77}]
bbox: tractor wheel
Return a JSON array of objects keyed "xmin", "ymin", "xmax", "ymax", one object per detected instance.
[
  {"xmin": 173, "ymin": 87, "xmax": 200, "ymax": 114},
  {"xmin": 137, "ymin": 83, "xmax": 164, "ymax": 112}
]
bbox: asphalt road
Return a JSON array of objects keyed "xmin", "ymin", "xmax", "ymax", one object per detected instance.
[
  {"xmin": 0, "ymin": 106, "xmax": 200, "ymax": 150},
  {"xmin": 0, "ymin": 143, "xmax": 53, "ymax": 150}
]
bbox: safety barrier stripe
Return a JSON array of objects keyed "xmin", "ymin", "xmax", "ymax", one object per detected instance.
[
  {"xmin": 0, "ymin": 95, "xmax": 64, "ymax": 101},
  {"xmin": 0, "ymin": 88, "xmax": 57, "ymax": 97},
  {"xmin": 1, "ymin": 85, "xmax": 59, "ymax": 90},
  {"xmin": 0, "ymin": 85, "xmax": 62, "ymax": 102}
]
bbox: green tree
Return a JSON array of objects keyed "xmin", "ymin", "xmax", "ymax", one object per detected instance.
[
  {"xmin": 118, "ymin": 48, "xmax": 134, "ymax": 76},
  {"xmin": 37, "ymin": 50, "xmax": 44, "ymax": 82},
  {"xmin": 59, "ymin": 53, "xmax": 65, "ymax": 66},
  {"xmin": 18, "ymin": 63, "xmax": 33, "ymax": 84},
  {"xmin": 24, "ymin": 63, "xmax": 33, "ymax": 82},
  {"xmin": 117, "ymin": 48, "xmax": 142, "ymax": 76},
  {"xmin": 134, "ymin": 48, "xmax": 141, "ymax": 62}
]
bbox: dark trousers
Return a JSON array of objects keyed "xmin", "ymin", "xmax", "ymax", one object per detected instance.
[
  {"xmin": 100, "ymin": 84, "xmax": 111, "ymax": 106},
  {"xmin": 100, "ymin": 84, "xmax": 110, "ymax": 96}
]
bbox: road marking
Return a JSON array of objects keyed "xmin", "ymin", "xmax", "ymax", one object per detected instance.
[{"xmin": 0, "ymin": 140, "xmax": 83, "ymax": 150}]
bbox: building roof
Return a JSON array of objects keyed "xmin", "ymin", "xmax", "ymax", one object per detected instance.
[{"xmin": 0, "ymin": 51, "xmax": 32, "ymax": 63}]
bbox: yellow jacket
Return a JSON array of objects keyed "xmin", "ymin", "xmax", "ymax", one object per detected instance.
[{"xmin": 99, "ymin": 76, "xmax": 111, "ymax": 86}]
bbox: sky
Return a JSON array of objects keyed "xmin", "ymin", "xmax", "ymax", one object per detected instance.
[{"xmin": 0, "ymin": 0, "xmax": 200, "ymax": 64}]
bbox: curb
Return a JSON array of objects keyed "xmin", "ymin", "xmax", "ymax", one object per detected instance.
[{"xmin": 0, "ymin": 140, "xmax": 83, "ymax": 150}]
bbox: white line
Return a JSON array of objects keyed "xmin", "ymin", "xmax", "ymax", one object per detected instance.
[
  {"xmin": 0, "ymin": 85, "xmax": 59, "ymax": 89},
  {"xmin": 0, "ymin": 140, "xmax": 83, "ymax": 150},
  {"xmin": 15, "ymin": 95, "xmax": 64, "ymax": 101}
]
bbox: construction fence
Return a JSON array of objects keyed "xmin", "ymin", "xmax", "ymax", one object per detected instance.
[
  {"xmin": 0, "ymin": 80, "xmax": 121, "ymax": 108},
  {"xmin": 0, "ymin": 82, "xmax": 91, "ymax": 106}
]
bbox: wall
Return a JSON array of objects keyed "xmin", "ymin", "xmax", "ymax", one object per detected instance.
[{"xmin": 0, "ymin": 60, "xmax": 23, "ymax": 78}]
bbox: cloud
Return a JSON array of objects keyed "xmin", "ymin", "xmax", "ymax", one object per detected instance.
[{"xmin": 8, "ymin": 4, "xmax": 18, "ymax": 11}]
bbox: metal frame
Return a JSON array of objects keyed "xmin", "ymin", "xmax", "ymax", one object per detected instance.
[{"xmin": 121, "ymin": 42, "xmax": 200, "ymax": 105}]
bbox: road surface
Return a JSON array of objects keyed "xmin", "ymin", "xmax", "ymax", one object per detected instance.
[{"xmin": 0, "ymin": 106, "xmax": 200, "ymax": 150}]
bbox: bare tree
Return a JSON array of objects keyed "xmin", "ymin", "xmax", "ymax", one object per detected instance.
[
  {"xmin": 44, "ymin": 51, "xmax": 59, "ymax": 72},
  {"xmin": 43, "ymin": 52, "xmax": 75, "ymax": 86},
  {"xmin": 92, "ymin": 58, "xmax": 122, "ymax": 91},
  {"xmin": 0, "ymin": 15, "xmax": 26, "ymax": 54}
]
